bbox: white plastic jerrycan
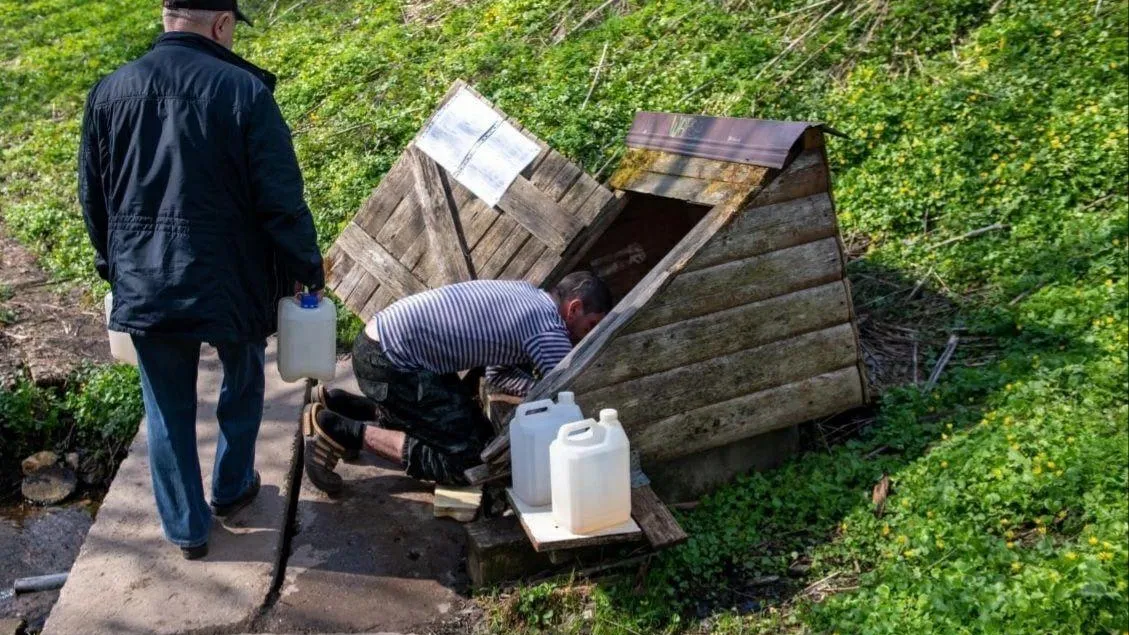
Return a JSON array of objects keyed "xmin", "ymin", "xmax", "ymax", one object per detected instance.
[
  {"xmin": 103, "ymin": 292, "xmax": 137, "ymax": 366},
  {"xmin": 510, "ymin": 392, "xmax": 584, "ymax": 507},
  {"xmin": 277, "ymin": 293, "xmax": 336, "ymax": 383},
  {"xmin": 550, "ymin": 408, "xmax": 631, "ymax": 534}
]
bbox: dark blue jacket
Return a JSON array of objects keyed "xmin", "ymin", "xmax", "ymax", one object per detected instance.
[{"xmin": 79, "ymin": 32, "xmax": 324, "ymax": 343}]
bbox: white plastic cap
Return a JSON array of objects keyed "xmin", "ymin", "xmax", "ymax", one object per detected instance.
[
  {"xmin": 557, "ymin": 391, "xmax": 575, "ymax": 405},
  {"xmin": 599, "ymin": 408, "xmax": 620, "ymax": 426}
]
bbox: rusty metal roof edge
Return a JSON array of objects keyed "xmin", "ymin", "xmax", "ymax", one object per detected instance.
[{"xmin": 625, "ymin": 111, "xmax": 845, "ymax": 169}]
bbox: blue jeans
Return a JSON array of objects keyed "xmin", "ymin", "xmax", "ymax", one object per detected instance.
[{"xmin": 132, "ymin": 336, "xmax": 267, "ymax": 548}]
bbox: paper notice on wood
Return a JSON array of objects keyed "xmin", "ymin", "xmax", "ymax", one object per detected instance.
[{"xmin": 415, "ymin": 88, "xmax": 541, "ymax": 208}]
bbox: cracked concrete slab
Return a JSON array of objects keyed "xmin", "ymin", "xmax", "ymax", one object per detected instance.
[
  {"xmin": 42, "ymin": 340, "xmax": 305, "ymax": 635},
  {"xmin": 254, "ymin": 360, "xmax": 473, "ymax": 634}
]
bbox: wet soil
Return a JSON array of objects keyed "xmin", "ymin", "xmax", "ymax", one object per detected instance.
[
  {"xmin": 0, "ymin": 223, "xmax": 109, "ymax": 389},
  {"xmin": 0, "ymin": 502, "xmax": 96, "ymax": 633}
]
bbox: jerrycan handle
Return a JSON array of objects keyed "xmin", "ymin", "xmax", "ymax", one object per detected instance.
[
  {"xmin": 556, "ymin": 419, "xmax": 606, "ymax": 447},
  {"xmin": 516, "ymin": 398, "xmax": 555, "ymax": 418}
]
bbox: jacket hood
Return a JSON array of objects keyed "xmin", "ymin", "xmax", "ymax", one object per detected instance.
[{"xmin": 154, "ymin": 31, "xmax": 278, "ymax": 92}]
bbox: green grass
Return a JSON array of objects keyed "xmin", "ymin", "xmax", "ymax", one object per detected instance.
[{"xmin": 0, "ymin": 0, "xmax": 1126, "ymax": 632}]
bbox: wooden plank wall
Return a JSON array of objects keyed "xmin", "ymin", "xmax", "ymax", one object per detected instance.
[
  {"xmin": 567, "ymin": 135, "xmax": 868, "ymax": 462},
  {"xmin": 326, "ymin": 81, "xmax": 618, "ymax": 320}
]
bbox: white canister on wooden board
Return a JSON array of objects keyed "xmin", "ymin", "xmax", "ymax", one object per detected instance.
[{"xmin": 550, "ymin": 408, "xmax": 631, "ymax": 534}]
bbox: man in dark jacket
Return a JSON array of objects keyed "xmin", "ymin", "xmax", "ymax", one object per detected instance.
[{"xmin": 79, "ymin": 0, "xmax": 324, "ymax": 559}]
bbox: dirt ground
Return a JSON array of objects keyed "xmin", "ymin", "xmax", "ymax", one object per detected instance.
[{"xmin": 0, "ymin": 224, "xmax": 110, "ymax": 389}]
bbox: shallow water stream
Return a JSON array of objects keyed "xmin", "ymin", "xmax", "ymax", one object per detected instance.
[{"xmin": 0, "ymin": 501, "xmax": 96, "ymax": 632}]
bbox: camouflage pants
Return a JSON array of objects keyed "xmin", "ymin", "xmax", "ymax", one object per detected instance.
[{"xmin": 352, "ymin": 332, "xmax": 494, "ymax": 485}]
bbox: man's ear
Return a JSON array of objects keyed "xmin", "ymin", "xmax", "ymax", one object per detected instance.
[
  {"xmin": 212, "ymin": 12, "xmax": 231, "ymax": 41},
  {"xmin": 565, "ymin": 298, "xmax": 584, "ymax": 320}
]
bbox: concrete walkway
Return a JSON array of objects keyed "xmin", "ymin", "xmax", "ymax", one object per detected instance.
[
  {"xmin": 43, "ymin": 348, "xmax": 476, "ymax": 634},
  {"xmin": 43, "ymin": 341, "xmax": 305, "ymax": 635},
  {"xmin": 255, "ymin": 362, "xmax": 473, "ymax": 634}
]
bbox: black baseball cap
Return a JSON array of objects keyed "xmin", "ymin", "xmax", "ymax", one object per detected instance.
[{"xmin": 163, "ymin": 0, "xmax": 254, "ymax": 26}]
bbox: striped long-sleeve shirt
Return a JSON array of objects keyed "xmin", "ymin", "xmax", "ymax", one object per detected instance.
[{"xmin": 366, "ymin": 280, "xmax": 573, "ymax": 396}]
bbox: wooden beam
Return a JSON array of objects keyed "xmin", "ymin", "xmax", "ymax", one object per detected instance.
[
  {"xmin": 571, "ymin": 281, "xmax": 851, "ymax": 392},
  {"xmin": 614, "ymin": 148, "xmax": 772, "ymax": 185},
  {"xmin": 496, "ymin": 176, "xmax": 582, "ymax": 251},
  {"xmin": 407, "ymin": 146, "xmax": 474, "ymax": 284},
  {"xmin": 625, "ymin": 237, "xmax": 845, "ymax": 333},
  {"xmin": 746, "ymin": 149, "xmax": 828, "ymax": 207},
  {"xmin": 354, "ymin": 158, "xmax": 414, "ymax": 237},
  {"xmin": 613, "ymin": 170, "xmax": 751, "ymax": 206},
  {"xmin": 336, "ymin": 223, "xmax": 427, "ymax": 300},
  {"xmin": 631, "ymin": 485, "xmax": 687, "ymax": 549},
  {"xmin": 686, "ymin": 192, "xmax": 838, "ymax": 272},
  {"xmin": 574, "ymin": 323, "xmax": 860, "ymax": 434},
  {"xmin": 632, "ymin": 366, "xmax": 865, "ymax": 461}
]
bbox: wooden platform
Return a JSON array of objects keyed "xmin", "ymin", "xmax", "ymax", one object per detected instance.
[{"xmin": 506, "ymin": 489, "xmax": 641, "ymax": 552}]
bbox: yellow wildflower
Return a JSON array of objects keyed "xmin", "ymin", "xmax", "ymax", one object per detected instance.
[
  {"xmin": 1099, "ymin": 551, "xmax": 1114, "ymax": 562},
  {"xmin": 1089, "ymin": 536, "xmax": 1099, "ymax": 546},
  {"xmin": 1047, "ymin": 461, "xmax": 1056, "ymax": 469},
  {"xmin": 1065, "ymin": 551, "xmax": 1078, "ymax": 560},
  {"xmin": 897, "ymin": 534, "xmax": 908, "ymax": 545},
  {"xmin": 882, "ymin": 524, "xmax": 891, "ymax": 536},
  {"xmin": 1011, "ymin": 561, "xmax": 1022, "ymax": 571},
  {"xmin": 941, "ymin": 461, "xmax": 949, "ymax": 468},
  {"xmin": 1007, "ymin": 541, "xmax": 1015, "ymax": 549}
]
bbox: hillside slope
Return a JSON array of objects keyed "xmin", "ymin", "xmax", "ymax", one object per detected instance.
[{"xmin": 1, "ymin": 0, "xmax": 1126, "ymax": 632}]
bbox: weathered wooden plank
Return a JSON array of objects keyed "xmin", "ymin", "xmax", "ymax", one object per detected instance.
[
  {"xmin": 497, "ymin": 176, "xmax": 581, "ymax": 250},
  {"xmin": 528, "ymin": 151, "xmax": 573, "ymax": 192},
  {"xmin": 478, "ymin": 227, "xmax": 531, "ymax": 279},
  {"xmin": 686, "ymin": 192, "xmax": 838, "ymax": 272},
  {"xmin": 557, "ymin": 173, "xmax": 602, "ymax": 223},
  {"xmin": 336, "ymin": 223, "xmax": 427, "ymax": 300},
  {"xmin": 611, "ymin": 170, "xmax": 751, "ymax": 206},
  {"xmin": 324, "ymin": 245, "xmax": 354, "ymax": 295},
  {"xmin": 572, "ymin": 281, "xmax": 850, "ymax": 393},
  {"xmin": 499, "ymin": 238, "xmax": 546, "ymax": 280},
  {"xmin": 614, "ymin": 148, "xmax": 773, "ymax": 185},
  {"xmin": 539, "ymin": 160, "xmax": 584, "ymax": 204},
  {"xmin": 625, "ymin": 237, "xmax": 845, "ymax": 333},
  {"xmin": 630, "ymin": 485, "xmax": 687, "ymax": 549},
  {"xmin": 472, "ymin": 215, "xmax": 523, "ymax": 275},
  {"xmin": 340, "ymin": 267, "xmax": 377, "ymax": 313},
  {"xmin": 747, "ymin": 149, "xmax": 828, "ymax": 207},
  {"xmin": 354, "ymin": 159, "xmax": 414, "ymax": 237},
  {"xmin": 633, "ymin": 366, "xmax": 864, "ymax": 461},
  {"xmin": 434, "ymin": 484, "xmax": 482, "ymax": 522},
  {"xmin": 407, "ymin": 147, "xmax": 474, "ymax": 285},
  {"xmin": 574, "ymin": 323, "xmax": 859, "ymax": 434}
]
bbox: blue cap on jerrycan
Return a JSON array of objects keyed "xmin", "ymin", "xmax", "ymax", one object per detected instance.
[{"xmin": 299, "ymin": 293, "xmax": 319, "ymax": 309}]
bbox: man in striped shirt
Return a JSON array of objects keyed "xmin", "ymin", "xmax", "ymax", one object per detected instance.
[{"xmin": 302, "ymin": 272, "xmax": 612, "ymax": 492}]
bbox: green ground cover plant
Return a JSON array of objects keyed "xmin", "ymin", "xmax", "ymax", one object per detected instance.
[
  {"xmin": 0, "ymin": 364, "xmax": 143, "ymax": 498},
  {"xmin": 0, "ymin": 0, "xmax": 1125, "ymax": 631}
]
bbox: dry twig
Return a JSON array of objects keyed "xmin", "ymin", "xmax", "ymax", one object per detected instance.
[
  {"xmin": 582, "ymin": 42, "xmax": 610, "ymax": 109},
  {"xmin": 923, "ymin": 334, "xmax": 959, "ymax": 393},
  {"xmin": 553, "ymin": 0, "xmax": 620, "ymax": 44},
  {"xmin": 926, "ymin": 223, "xmax": 1010, "ymax": 251}
]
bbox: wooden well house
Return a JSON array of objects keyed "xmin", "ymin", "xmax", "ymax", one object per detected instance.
[{"xmin": 326, "ymin": 81, "xmax": 869, "ymax": 506}]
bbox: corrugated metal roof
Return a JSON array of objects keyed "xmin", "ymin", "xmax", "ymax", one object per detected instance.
[{"xmin": 625, "ymin": 112, "xmax": 844, "ymax": 170}]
